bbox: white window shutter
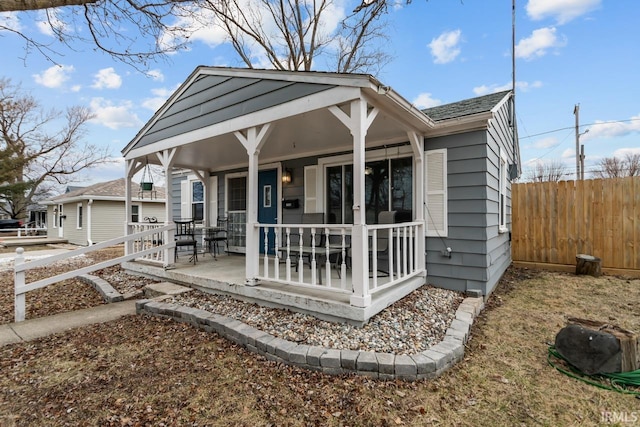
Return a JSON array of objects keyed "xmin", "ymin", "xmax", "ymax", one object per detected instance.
[
  {"xmin": 180, "ymin": 179, "xmax": 190, "ymax": 220},
  {"xmin": 304, "ymin": 165, "xmax": 318, "ymax": 213},
  {"xmin": 425, "ymin": 149, "xmax": 448, "ymax": 237},
  {"xmin": 209, "ymin": 176, "xmax": 218, "ymax": 225}
]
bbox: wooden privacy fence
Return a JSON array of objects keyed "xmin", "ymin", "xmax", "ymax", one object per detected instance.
[{"xmin": 512, "ymin": 176, "xmax": 640, "ymax": 271}]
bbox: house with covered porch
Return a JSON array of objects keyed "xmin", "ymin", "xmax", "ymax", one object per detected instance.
[{"xmin": 121, "ymin": 67, "xmax": 519, "ymax": 324}]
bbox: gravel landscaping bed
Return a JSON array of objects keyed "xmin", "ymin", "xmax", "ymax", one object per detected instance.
[{"xmin": 171, "ymin": 285, "xmax": 464, "ymax": 355}]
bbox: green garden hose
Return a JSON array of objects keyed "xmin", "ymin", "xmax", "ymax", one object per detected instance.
[{"xmin": 547, "ymin": 345, "xmax": 640, "ymax": 397}]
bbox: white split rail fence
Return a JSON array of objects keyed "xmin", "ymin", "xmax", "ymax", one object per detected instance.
[{"xmin": 13, "ymin": 224, "xmax": 175, "ymax": 322}]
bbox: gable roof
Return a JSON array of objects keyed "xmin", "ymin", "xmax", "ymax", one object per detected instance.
[
  {"xmin": 45, "ymin": 178, "xmax": 165, "ymax": 204},
  {"xmin": 122, "ymin": 66, "xmax": 434, "ymax": 161},
  {"xmin": 423, "ymin": 90, "xmax": 511, "ymax": 121}
]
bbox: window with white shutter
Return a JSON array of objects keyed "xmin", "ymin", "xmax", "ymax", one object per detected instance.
[
  {"xmin": 425, "ymin": 149, "xmax": 448, "ymax": 237},
  {"xmin": 304, "ymin": 165, "xmax": 318, "ymax": 213}
]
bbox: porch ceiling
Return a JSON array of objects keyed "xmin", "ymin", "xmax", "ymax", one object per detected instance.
[{"xmin": 139, "ymin": 100, "xmax": 423, "ymax": 172}]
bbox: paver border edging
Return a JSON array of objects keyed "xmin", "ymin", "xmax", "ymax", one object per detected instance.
[
  {"xmin": 77, "ymin": 274, "xmax": 124, "ymax": 303},
  {"xmin": 136, "ymin": 296, "xmax": 485, "ymax": 381}
]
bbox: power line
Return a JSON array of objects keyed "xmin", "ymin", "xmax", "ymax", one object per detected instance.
[{"xmin": 520, "ymin": 118, "xmax": 640, "ymax": 140}]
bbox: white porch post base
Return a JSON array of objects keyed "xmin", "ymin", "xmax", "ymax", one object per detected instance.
[
  {"xmin": 245, "ymin": 277, "xmax": 259, "ymax": 287},
  {"xmin": 350, "ymin": 294, "xmax": 372, "ymax": 308}
]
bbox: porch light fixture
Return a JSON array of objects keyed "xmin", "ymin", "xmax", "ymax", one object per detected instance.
[{"xmin": 282, "ymin": 168, "xmax": 293, "ymax": 184}]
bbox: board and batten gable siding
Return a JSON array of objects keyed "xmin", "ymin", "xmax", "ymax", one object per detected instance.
[{"xmin": 133, "ymin": 75, "xmax": 335, "ymax": 150}]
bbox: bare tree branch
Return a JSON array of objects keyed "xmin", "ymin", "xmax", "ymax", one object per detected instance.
[
  {"xmin": 1, "ymin": 1, "xmax": 195, "ymax": 71},
  {"xmin": 592, "ymin": 153, "xmax": 640, "ymax": 179},
  {"xmin": 0, "ymin": 78, "xmax": 112, "ymax": 219},
  {"xmin": 524, "ymin": 160, "xmax": 566, "ymax": 182}
]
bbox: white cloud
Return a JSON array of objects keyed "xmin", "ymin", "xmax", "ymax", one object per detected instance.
[
  {"xmin": 532, "ymin": 137, "xmax": 560, "ymax": 150},
  {"xmin": 71, "ymin": 85, "xmax": 82, "ymax": 92},
  {"xmin": 412, "ymin": 93, "xmax": 442, "ymax": 109},
  {"xmin": 473, "ymin": 80, "xmax": 543, "ymax": 96},
  {"xmin": 561, "ymin": 148, "xmax": 575, "ymax": 159},
  {"xmin": 160, "ymin": 6, "xmax": 228, "ymax": 53},
  {"xmin": 526, "ymin": 0, "xmax": 601, "ymax": 24},
  {"xmin": 91, "ymin": 67, "xmax": 122, "ymax": 90},
  {"xmin": 582, "ymin": 114, "xmax": 640, "ymax": 141},
  {"xmin": 147, "ymin": 69, "xmax": 165, "ymax": 82},
  {"xmin": 89, "ymin": 98, "xmax": 143, "ymax": 130},
  {"xmin": 33, "ymin": 65, "xmax": 75, "ymax": 88},
  {"xmin": 0, "ymin": 12, "xmax": 22, "ymax": 32},
  {"xmin": 142, "ymin": 85, "xmax": 180, "ymax": 112},
  {"xmin": 516, "ymin": 27, "xmax": 566, "ymax": 60},
  {"xmin": 36, "ymin": 10, "xmax": 66, "ymax": 37},
  {"xmin": 613, "ymin": 147, "xmax": 640, "ymax": 158},
  {"xmin": 428, "ymin": 29, "xmax": 462, "ymax": 64}
]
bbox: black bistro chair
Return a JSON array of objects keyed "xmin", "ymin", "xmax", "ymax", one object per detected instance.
[
  {"xmin": 204, "ymin": 217, "xmax": 228, "ymax": 259},
  {"xmin": 174, "ymin": 219, "xmax": 198, "ymax": 264},
  {"xmin": 370, "ymin": 210, "xmax": 396, "ymax": 276}
]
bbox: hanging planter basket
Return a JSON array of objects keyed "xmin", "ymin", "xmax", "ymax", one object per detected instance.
[{"xmin": 139, "ymin": 157, "xmax": 154, "ymax": 192}]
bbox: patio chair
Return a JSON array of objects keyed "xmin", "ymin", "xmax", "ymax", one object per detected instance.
[
  {"xmin": 174, "ymin": 219, "xmax": 198, "ymax": 264},
  {"xmin": 203, "ymin": 217, "xmax": 228, "ymax": 259},
  {"xmin": 370, "ymin": 210, "xmax": 396, "ymax": 276}
]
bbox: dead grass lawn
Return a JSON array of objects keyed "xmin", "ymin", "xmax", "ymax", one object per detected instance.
[{"xmin": 0, "ymin": 267, "xmax": 639, "ymax": 426}]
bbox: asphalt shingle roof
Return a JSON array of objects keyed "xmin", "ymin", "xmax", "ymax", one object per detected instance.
[
  {"xmin": 423, "ymin": 90, "xmax": 511, "ymax": 122},
  {"xmin": 50, "ymin": 178, "xmax": 165, "ymax": 201}
]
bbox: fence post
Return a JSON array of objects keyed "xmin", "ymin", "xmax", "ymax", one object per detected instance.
[{"xmin": 14, "ymin": 247, "xmax": 25, "ymax": 322}]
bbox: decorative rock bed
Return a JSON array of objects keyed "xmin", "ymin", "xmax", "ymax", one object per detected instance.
[{"xmin": 135, "ymin": 295, "xmax": 484, "ymax": 381}]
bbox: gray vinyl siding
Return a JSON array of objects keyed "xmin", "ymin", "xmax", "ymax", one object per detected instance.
[
  {"xmin": 134, "ymin": 76, "xmax": 335, "ymax": 150},
  {"xmin": 424, "ymin": 98, "xmax": 515, "ymax": 296},
  {"xmin": 90, "ymin": 201, "xmax": 125, "ymax": 244},
  {"xmin": 172, "ymin": 175, "xmax": 185, "ymax": 220},
  {"xmin": 46, "ymin": 205, "xmax": 56, "ymax": 237}
]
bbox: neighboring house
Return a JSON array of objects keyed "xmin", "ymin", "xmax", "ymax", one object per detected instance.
[
  {"xmin": 121, "ymin": 67, "xmax": 520, "ymax": 321},
  {"xmin": 43, "ymin": 178, "xmax": 166, "ymax": 246}
]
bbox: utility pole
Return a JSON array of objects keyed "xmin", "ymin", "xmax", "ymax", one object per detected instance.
[
  {"xmin": 580, "ymin": 145, "xmax": 585, "ymax": 180},
  {"xmin": 574, "ymin": 104, "xmax": 580, "ymax": 180}
]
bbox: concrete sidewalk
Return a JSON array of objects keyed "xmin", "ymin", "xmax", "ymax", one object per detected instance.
[{"xmin": 0, "ymin": 300, "xmax": 138, "ymax": 346}]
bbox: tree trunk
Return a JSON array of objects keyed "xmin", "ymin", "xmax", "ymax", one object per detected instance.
[
  {"xmin": 576, "ymin": 254, "xmax": 602, "ymax": 277},
  {"xmin": 567, "ymin": 318, "xmax": 639, "ymax": 373}
]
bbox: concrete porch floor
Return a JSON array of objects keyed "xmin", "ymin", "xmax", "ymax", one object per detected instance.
[{"xmin": 122, "ymin": 250, "xmax": 426, "ymax": 325}]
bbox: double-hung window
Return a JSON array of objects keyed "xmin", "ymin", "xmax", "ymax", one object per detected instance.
[
  {"xmin": 499, "ymin": 150, "xmax": 508, "ymax": 233},
  {"xmin": 191, "ymin": 181, "xmax": 204, "ymax": 222},
  {"xmin": 322, "ymin": 148, "xmax": 413, "ymax": 224}
]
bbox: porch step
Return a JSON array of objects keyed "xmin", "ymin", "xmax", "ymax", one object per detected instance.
[{"xmin": 143, "ymin": 282, "xmax": 193, "ymax": 299}]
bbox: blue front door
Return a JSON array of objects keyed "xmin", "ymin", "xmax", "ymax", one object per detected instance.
[{"xmin": 258, "ymin": 169, "xmax": 278, "ymax": 254}]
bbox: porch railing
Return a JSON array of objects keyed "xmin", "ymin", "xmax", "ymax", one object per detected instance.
[
  {"xmin": 255, "ymin": 221, "xmax": 425, "ymax": 300},
  {"xmin": 127, "ymin": 222, "xmax": 170, "ymax": 264},
  {"xmin": 368, "ymin": 221, "xmax": 424, "ymax": 294},
  {"xmin": 14, "ymin": 224, "xmax": 175, "ymax": 322},
  {"xmin": 256, "ymin": 223, "xmax": 352, "ymax": 293}
]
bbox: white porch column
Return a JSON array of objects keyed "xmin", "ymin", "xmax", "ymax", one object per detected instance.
[
  {"xmin": 408, "ymin": 131, "xmax": 426, "ymax": 274},
  {"xmin": 330, "ymin": 99, "xmax": 377, "ymax": 307},
  {"xmin": 157, "ymin": 148, "xmax": 177, "ymax": 267},
  {"xmin": 234, "ymin": 124, "xmax": 272, "ymax": 286},
  {"xmin": 124, "ymin": 159, "xmax": 143, "ymax": 256}
]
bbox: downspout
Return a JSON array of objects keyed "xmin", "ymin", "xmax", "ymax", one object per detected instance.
[{"xmin": 87, "ymin": 199, "xmax": 93, "ymax": 246}]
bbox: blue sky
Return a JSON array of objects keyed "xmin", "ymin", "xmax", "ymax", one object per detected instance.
[{"xmin": 1, "ymin": 0, "xmax": 638, "ymax": 186}]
